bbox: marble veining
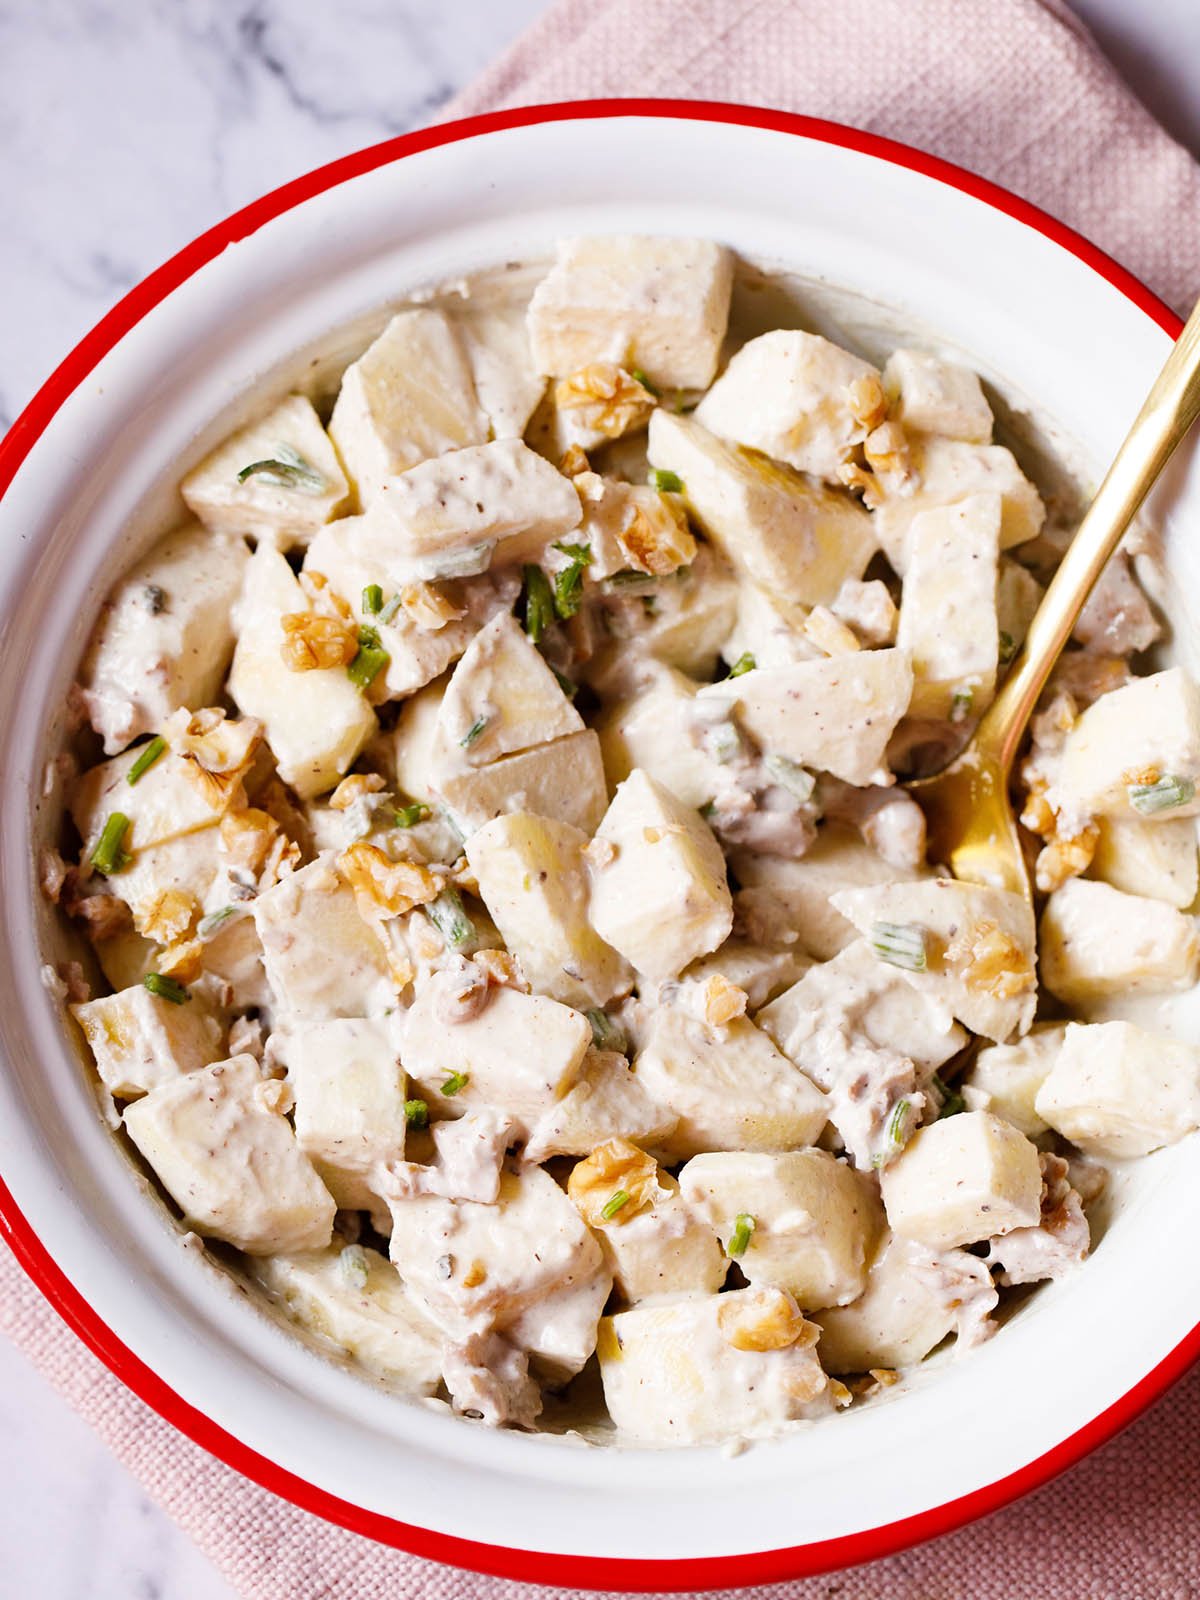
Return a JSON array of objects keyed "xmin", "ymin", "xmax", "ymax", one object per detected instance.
[{"xmin": 1, "ymin": 1, "xmax": 1197, "ymax": 1596}]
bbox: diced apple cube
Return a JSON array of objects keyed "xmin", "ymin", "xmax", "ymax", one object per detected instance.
[
  {"xmin": 384, "ymin": 1164, "xmax": 605, "ymax": 1339},
  {"xmin": 328, "ymin": 309, "xmax": 489, "ymax": 506},
  {"xmin": 1035, "ymin": 1020, "xmax": 1200, "ymax": 1158},
  {"xmin": 364, "ymin": 438, "xmax": 582, "ymax": 570},
  {"xmin": 402, "ymin": 971, "xmax": 591, "ymax": 1136},
  {"xmin": 897, "ymin": 494, "xmax": 1000, "ymax": 721},
  {"xmin": 432, "ymin": 611, "xmax": 583, "ymax": 771},
  {"xmin": 632, "ymin": 1004, "xmax": 827, "ymax": 1160},
  {"xmin": 181, "ymin": 394, "xmax": 349, "ymax": 545},
  {"xmin": 962, "ymin": 1025, "xmax": 1065, "ymax": 1136},
  {"xmin": 758, "ymin": 938, "xmax": 965, "ymax": 1071},
  {"xmin": 831, "ymin": 878, "xmax": 1038, "ymax": 1042},
  {"xmin": 466, "ymin": 813, "xmax": 631, "ymax": 1008},
  {"xmin": 589, "ymin": 542, "xmax": 741, "ymax": 684},
  {"xmin": 253, "ymin": 1244, "xmax": 443, "ymax": 1394},
  {"xmin": 436, "ymin": 729, "xmax": 608, "ymax": 837},
  {"xmin": 588, "ymin": 770, "xmax": 732, "ymax": 981},
  {"xmin": 523, "ymin": 1049, "xmax": 677, "ymax": 1164},
  {"xmin": 597, "ymin": 1289, "xmax": 830, "ymax": 1444},
  {"xmin": 996, "ymin": 557, "xmax": 1043, "ymax": 663},
  {"xmin": 1090, "ymin": 814, "xmax": 1199, "ymax": 907},
  {"xmin": 304, "ymin": 516, "xmax": 513, "ymax": 699},
  {"xmin": 72, "ymin": 982, "xmax": 225, "ymax": 1098},
  {"xmin": 527, "ymin": 235, "xmax": 733, "ymax": 389},
  {"xmin": 814, "ymin": 1233, "xmax": 993, "ymax": 1372},
  {"xmin": 386, "ymin": 676, "xmax": 447, "ymax": 804},
  {"xmin": 228, "ymin": 542, "xmax": 375, "ymax": 799},
  {"xmin": 572, "ymin": 1155, "xmax": 725, "ymax": 1305},
  {"xmin": 732, "ymin": 825, "xmax": 929, "ymax": 962},
  {"xmin": 1055, "ymin": 668, "xmax": 1200, "ymax": 823},
  {"xmin": 254, "ymin": 855, "xmax": 393, "ymax": 1023},
  {"xmin": 882, "ymin": 349, "xmax": 993, "ymax": 442},
  {"xmin": 695, "ymin": 330, "xmax": 881, "ymax": 479},
  {"xmin": 698, "ymin": 650, "xmax": 913, "ymax": 787},
  {"xmin": 646, "ymin": 410, "xmax": 876, "ymax": 615},
  {"xmin": 123, "ymin": 1054, "xmax": 335, "ymax": 1253},
  {"xmin": 880, "ymin": 1110, "xmax": 1042, "ymax": 1251},
  {"xmin": 596, "ymin": 663, "xmax": 724, "ymax": 811},
  {"xmin": 680, "ymin": 1150, "xmax": 883, "ymax": 1311},
  {"xmin": 1039, "ymin": 878, "xmax": 1200, "ymax": 1004},
  {"xmin": 452, "ymin": 302, "xmax": 546, "ymax": 439},
  {"xmin": 79, "ymin": 522, "xmax": 249, "ymax": 754},
  {"xmin": 278, "ymin": 1018, "xmax": 407, "ymax": 1210},
  {"xmin": 874, "ymin": 438, "xmax": 1044, "ymax": 572}
]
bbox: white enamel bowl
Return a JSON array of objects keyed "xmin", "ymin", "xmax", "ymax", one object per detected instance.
[{"xmin": 2, "ymin": 102, "xmax": 1199, "ymax": 1591}]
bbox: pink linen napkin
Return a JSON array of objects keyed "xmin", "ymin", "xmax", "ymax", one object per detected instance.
[{"xmin": 5, "ymin": 1, "xmax": 1200, "ymax": 1595}]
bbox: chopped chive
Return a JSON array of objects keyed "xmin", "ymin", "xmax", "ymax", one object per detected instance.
[
  {"xmin": 727, "ymin": 652, "xmax": 756, "ymax": 678},
  {"xmin": 378, "ymin": 592, "xmax": 403, "ymax": 624},
  {"xmin": 950, "ymin": 686, "xmax": 974, "ymax": 723},
  {"xmin": 196, "ymin": 905, "xmax": 239, "ymax": 941},
  {"xmin": 933, "ymin": 1073, "xmax": 965, "ymax": 1119},
  {"xmin": 393, "ymin": 800, "xmax": 431, "ymax": 828},
  {"xmin": 347, "ymin": 626, "xmax": 389, "ymax": 690},
  {"xmin": 870, "ymin": 920, "xmax": 927, "ymax": 972},
  {"xmin": 404, "ymin": 1098, "xmax": 429, "ymax": 1128},
  {"xmin": 607, "ymin": 569, "xmax": 659, "ymax": 590},
  {"xmin": 550, "ymin": 666, "xmax": 578, "ymax": 700},
  {"xmin": 522, "ymin": 564, "xmax": 555, "ymax": 643},
  {"xmin": 426, "ymin": 887, "xmax": 478, "ymax": 951},
  {"xmin": 460, "ymin": 714, "xmax": 491, "ymax": 749},
  {"xmin": 998, "ymin": 630, "xmax": 1016, "ymax": 665},
  {"xmin": 648, "ymin": 468, "xmax": 683, "ymax": 494},
  {"xmin": 600, "ymin": 1189, "xmax": 631, "ymax": 1221},
  {"xmin": 551, "ymin": 541, "xmax": 592, "ymax": 619},
  {"xmin": 362, "ymin": 583, "xmax": 383, "ymax": 615},
  {"xmin": 764, "ymin": 754, "xmax": 816, "ymax": 801},
  {"xmin": 339, "ymin": 1243, "xmax": 370, "ymax": 1290},
  {"xmin": 886, "ymin": 1097, "xmax": 912, "ymax": 1149},
  {"xmin": 143, "ymin": 972, "xmax": 189, "ymax": 1005},
  {"xmin": 587, "ymin": 1009, "xmax": 629, "ymax": 1055},
  {"xmin": 441, "ymin": 1071, "xmax": 469, "ymax": 1096},
  {"xmin": 236, "ymin": 443, "xmax": 326, "ymax": 494},
  {"xmin": 631, "ymin": 367, "xmax": 659, "ymax": 396},
  {"xmin": 699, "ymin": 800, "xmax": 718, "ymax": 820},
  {"xmin": 90, "ymin": 813, "xmax": 131, "ymax": 876},
  {"xmin": 1128, "ymin": 774, "xmax": 1195, "ymax": 815},
  {"xmin": 126, "ymin": 736, "xmax": 166, "ymax": 786},
  {"xmin": 727, "ymin": 1213, "xmax": 755, "ymax": 1258}
]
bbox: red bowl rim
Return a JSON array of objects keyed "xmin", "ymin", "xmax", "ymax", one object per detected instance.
[{"xmin": 0, "ymin": 98, "xmax": 1192, "ymax": 1591}]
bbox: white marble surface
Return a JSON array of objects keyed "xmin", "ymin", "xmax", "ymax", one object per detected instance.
[{"xmin": 1, "ymin": 1, "xmax": 1198, "ymax": 1596}]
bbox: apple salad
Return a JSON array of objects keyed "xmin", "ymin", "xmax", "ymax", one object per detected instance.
[{"xmin": 43, "ymin": 235, "xmax": 1200, "ymax": 1446}]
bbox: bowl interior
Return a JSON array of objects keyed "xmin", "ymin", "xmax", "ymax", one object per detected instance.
[{"xmin": 1, "ymin": 108, "xmax": 1199, "ymax": 1583}]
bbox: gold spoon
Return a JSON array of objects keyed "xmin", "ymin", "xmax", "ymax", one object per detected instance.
[{"xmin": 910, "ymin": 295, "xmax": 1200, "ymax": 900}]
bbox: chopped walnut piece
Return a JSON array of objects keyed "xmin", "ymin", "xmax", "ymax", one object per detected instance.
[
  {"xmin": 461, "ymin": 1261, "xmax": 488, "ymax": 1290},
  {"xmin": 473, "ymin": 949, "xmax": 530, "ymax": 993},
  {"xmin": 136, "ymin": 888, "xmax": 197, "ymax": 945},
  {"xmin": 1122, "ymin": 763, "xmax": 1162, "ymax": 787},
  {"xmin": 280, "ymin": 612, "xmax": 358, "ymax": 671},
  {"xmin": 254, "ymin": 1077, "xmax": 293, "ymax": 1117},
  {"xmin": 400, "ymin": 582, "xmax": 466, "ymax": 632},
  {"xmin": 1019, "ymin": 780, "xmax": 1057, "ymax": 840},
  {"xmin": 337, "ymin": 841, "xmax": 442, "ymax": 922},
  {"xmin": 701, "ymin": 974, "xmax": 748, "ymax": 1028},
  {"xmin": 828, "ymin": 1378, "xmax": 854, "ymax": 1408},
  {"xmin": 618, "ymin": 487, "xmax": 696, "ymax": 576},
  {"xmin": 329, "ymin": 772, "xmax": 386, "ymax": 811},
  {"xmin": 848, "ymin": 374, "xmax": 888, "ymax": 433},
  {"xmin": 554, "ymin": 363, "xmax": 655, "ymax": 439},
  {"xmin": 945, "ymin": 919, "xmax": 1035, "ymax": 1000},
  {"xmin": 156, "ymin": 939, "xmax": 203, "ymax": 983},
  {"xmin": 836, "ymin": 460, "xmax": 885, "ymax": 511},
  {"xmin": 804, "ymin": 605, "xmax": 861, "ymax": 656},
  {"xmin": 298, "ymin": 569, "xmax": 353, "ymax": 622},
  {"xmin": 863, "ymin": 420, "xmax": 915, "ymax": 494},
  {"xmin": 58, "ymin": 961, "xmax": 90, "ymax": 1004},
  {"xmin": 220, "ymin": 807, "xmax": 284, "ymax": 876},
  {"xmin": 39, "ymin": 847, "xmax": 70, "ymax": 905},
  {"xmin": 568, "ymin": 1139, "xmax": 659, "ymax": 1228},
  {"xmin": 717, "ymin": 1286, "xmax": 817, "ymax": 1353},
  {"xmin": 1034, "ymin": 823, "xmax": 1099, "ymax": 894},
  {"xmin": 869, "ymin": 1367, "xmax": 900, "ymax": 1387},
  {"xmin": 166, "ymin": 707, "xmax": 261, "ymax": 776},
  {"xmin": 67, "ymin": 893, "xmax": 132, "ymax": 942},
  {"xmin": 559, "ymin": 444, "xmax": 590, "ymax": 478}
]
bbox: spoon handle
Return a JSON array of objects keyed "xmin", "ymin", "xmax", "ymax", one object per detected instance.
[{"xmin": 978, "ymin": 294, "xmax": 1200, "ymax": 776}]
